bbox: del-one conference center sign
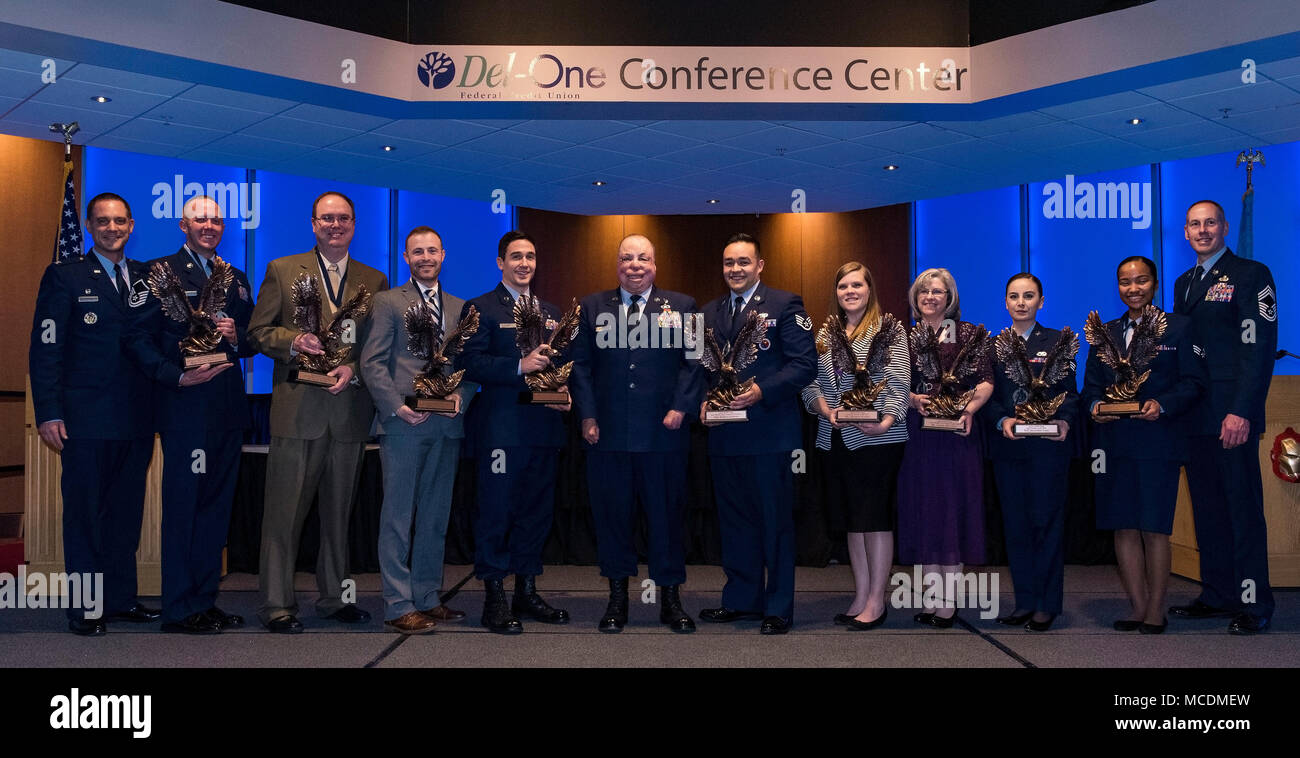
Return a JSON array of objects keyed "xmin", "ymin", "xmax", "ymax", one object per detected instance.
[{"xmin": 412, "ymin": 47, "xmax": 970, "ymax": 103}]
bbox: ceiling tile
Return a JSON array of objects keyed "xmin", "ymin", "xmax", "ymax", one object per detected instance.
[
  {"xmin": 0, "ymin": 66, "xmax": 48, "ymax": 100},
  {"xmin": 141, "ymin": 98, "xmax": 270, "ymax": 131},
  {"xmin": 409, "ymin": 147, "xmax": 515, "ymax": 171},
  {"xmin": 4, "ymin": 100, "xmax": 129, "ymax": 137},
  {"xmin": 327, "ymin": 132, "xmax": 439, "ymax": 159},
  {"xmin": 60, "ymin": 64, "xmax": 191, "ymax": 96},
  {"xmin": 0, "ymin": 50, "xmax": 75, "ymax": 73},
  {"xmin": 586, "ymin": 127, "xmax": 703, "ymax": 157},
  {"xmin": 372, "ymin": 119, "xmax": 497, "ymax": 145},
  {"xmin": 457, "ymin": 129, "xmax": 571, "ymax": 159},
  {"xmin": 982, "ymin": 121, "xmax": 1106, "ymax": 149},
  {"xmin": 785, "ymin": 140, "xmax": 890, "ymax": 167},
  {"xmin": 716, "ymin": 125, "xmax": 835, "ymax": 154},
  {"xmin": 88, "ymin": 134, "xmax": 187, "ymax": 157},
  {"xmin": 101, "ymin": 118, "xmax": 225, "ymax": 149},
  {"xmin": 29, "ymin": 79, "xmax": 169, "ymax": 116},
  {"xmin": 491, "ymin": 160, "xmax": 585, "ymax": 184},
  {"xmin": 1167, "ymin": 81, "xmax": 1300, "ymax": 121},
  {"xmin": 1071, "ymin": 102, "xmax": 1205, "ymax": 137},
  {"xmin": 1138, "ymin": 70, "xmax": 1250, "ymax": 101},
  {"xmin": 644, "ymin": 120, "xmax": 770, "ymax": 141},
  {"xmin": 603, "ymin": 158, "xmax": 703, "ymax": 183},
  {"xmin": 531, "ymin": 145, "xmax": 639, "ymax": 172},
  {"xmin": 276, "ymin": 103, "xmax": 392, "ymax": 131},
  {"xmin": 203, "ymin": 133, "xmax": 316, "ymax": 160},
  {"xmin": 1120, "ymin": 120, "xmax": 1250, "ymax": 149},
  {"xmin": 1260, "ymin": 56, "xmax": 1300, "ymax": 79},
  {"xmin": 780, "ymin": 120, "xmax": 908, "ymax": 139},
  {"xmin": 180, "ymin": 85, "xmax": 296, "ymax": 114},
  {"xmin": 657, "ymin": 143, "xmax": 765, "ymax": 169},
  {"xmin": 509, "ymin": 120, "xmax": 635, "ymax": 142},
  {"xmin": 1037, "ymin": 91, "xmax": 1160, "ymax": 120},
  {"xmin": 930, "ymin": 111, "xmax": 1057, "ymax": 137},
  {"xmin": 238, "ymin": 116, "xmax": 361, "ymax": 147},
  {"xmin": 1209, "ymin": 101, "xmax": 1300, "ymax": 137},
  {"xmin": 854, "ymin": 123, "xmax": 971, "ymax": 152}
]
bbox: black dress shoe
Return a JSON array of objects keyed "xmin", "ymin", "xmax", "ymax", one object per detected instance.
[
  {"xmin": 915, "ymin": 610, "xmax": 957, "ymax": 629},
  {"xmin": 759, "ymin": 616, "xmax": 791, "ymax": 635},
  {"xmin": 699, "ymin": 607, "xmax": 764, "ymax": 623},
  {"xmin": 659, "ymin": 585, "xmax": 696, "ymax": 634},
  {"xmin": 599, "ymin": 577, "xmax": 629, "ymax": 633},
  {"xmin": 108, "ymin": 604, "xmax": 161, "ymax": 623},
  {"xmin": 265, "ymin": 615, "xmax": 304, "ymax": 634},
  {"xmin": 1112, "ymin": 619, "xmax": 1143, "ymax": 632},
  {"xmin": 482, "ymin": 578, "xmax": 523, "ymax": 634},
  {"xmin": 204, "ymin": 607, "xmax": 245, "ymax": 630},
  {"xmin": 327, "ymin": 605, "xmax": 371, "ymax": 624},
  {"xmin": 1025, "ymin": 614, "xmax": 1057, "ymax": 632},
  {"xmin": 162, "ymin": 612, "xmax": 221, "ymax": 635},
  {"xmin": 833, "ymin": 613, "xmax": 854, "ymax": 625},
  {"xmin": 68, "ymin": 619, "xmax": 107, "ymax": 636},
  {"xmin": 1139, "ymin": 618, "xmax": 1167, "ymax": 634},
  {"xmin": 1227, "ymin": 613, "xmax": 1270, "ymax": 635},
  {"xmin": 846, "ymin": 606, "xmax": 887, "ymax": 631},
  {"xmin": 512, "ymin": 575, "xmax": 570, "ymax": 624},
  {"xmin": 1169, "ymin": 600, "xmax": 1234, "ymax": 619},
  {"xmin": 996, "ymin": 611, "xmax": 1034, "ymax": 626}
]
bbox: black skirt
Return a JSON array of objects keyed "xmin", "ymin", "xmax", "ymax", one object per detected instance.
[{"xmin": 821, "ymin": 431, "xmax": 906, "ymax": 534}]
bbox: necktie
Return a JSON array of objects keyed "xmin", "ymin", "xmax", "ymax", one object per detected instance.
[
  {"xmin": 327, "ymin": 263, "xmax": 341, "ymax": 296},
  {"xmin": 114, "ymin": 263, "xmax": 128, "ymax": 306},
  {"xmin": 628, "ymin": 294, "xmax": 643, "ymax": 327},
  {"xmin": 426, "ymin": 288, "xmax": 442, "ymax": 332},
  {"xmin": 1123, "ymin": 319, "xmax": 1135, "ymax": 349},
  {"xmin": 729, "ymin": 295, "xmax": 744, "ymax": 334},
  {"xmin": 1186, "ymin": 265, "xmax": 1204, "ymax": 302},
  {"xmin": 193, "ymin": 253, "xmax": 210, "ymax": 280}
]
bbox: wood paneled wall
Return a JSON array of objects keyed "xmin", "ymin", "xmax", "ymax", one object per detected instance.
[
  {"xmin": 519, "ymin": 205, "xmax": 912, "ymax": 326},
  {"xmin": 1, "ymin": 135, "xmax": 81, "ymax": 518}
]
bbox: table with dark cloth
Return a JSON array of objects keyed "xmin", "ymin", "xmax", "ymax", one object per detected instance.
[{"xmin": 225, "ymin": 395, "xmax": 1113, "ymax": 575}]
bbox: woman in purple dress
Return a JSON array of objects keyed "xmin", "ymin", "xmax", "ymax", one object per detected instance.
[{"xmin": 896, "ymin": 268, "xmax": 994, "ymax": 628}]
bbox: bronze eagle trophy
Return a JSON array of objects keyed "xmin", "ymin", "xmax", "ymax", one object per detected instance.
[
  {"xmin": 288, "ymin": 272, "xmax": 372, "ymax": 387},
  {"xmin": 514, "ymin": 295, "xmax": 581, "ymax": 403},
  {"xmin": 404, "ymin": 302, "xmax": 479, "ymax": 412},
  {"xmin": 146, "ymin": 255, "xmax": 235, "ymax": 369},
  {"xmin": 698, "ymin": 308, "xmax": 769, "ymax": 423},
  {"xmin": 910, "ymin": 321, "xmax": 991, "ymax": 431},
  {"xmin": 820, "ymin": 312, "xmax": 903, "ymax": 422},
  {"xmin": 994, "ymin": 325, "xmax": 1079, "ymax": 435},
  {"xmin": 1083, "ymin": 304, "xmax": 1166, "ymax": 414}
]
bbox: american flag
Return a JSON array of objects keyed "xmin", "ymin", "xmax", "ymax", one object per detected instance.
[{"xmin": 52, "ymin": 159, "xmax": 83, "ymax": 263}]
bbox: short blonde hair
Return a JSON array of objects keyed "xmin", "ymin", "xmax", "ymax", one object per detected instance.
[{"xmin": 909, "ymin": 268, "xmax": 960, "ymax": 321}]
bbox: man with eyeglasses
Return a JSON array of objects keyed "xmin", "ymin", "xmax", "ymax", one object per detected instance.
[
  {"xmin": 248, "ymin": 191, "xmax": 388, "ymax": 633},
  {"xmin": 360, "ymin": 226, "xmax": 474, "ymax": 634},
  {"xmin": 30, "ymin": 192, "xmax": 163, "ymax": 635}
]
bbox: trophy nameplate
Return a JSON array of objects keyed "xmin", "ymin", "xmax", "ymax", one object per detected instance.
[
  {"xmin": 515, "ymin": 296, "xmax": 581, "ymax": 406},
  {"xmin": 288, "ymin": 367, "xmax": 336, "ymax": 387},
  {"xmin": 835, "ymin": 409, "xmax": 880, "ymax": 423},
  {"xmin": 1095, "ymin": 401, "xmax": 1142, "ymax": 416},
  {"xmin": 703, "ymin": 408, "xmax": 748, "ymax": 423},
  {"xmin": 288, "ymin": 273, "xmax": 372, "ymax": 389},
  {"xmin": 521, "ymin": 390, "xmax": 571, "ymax": 406},
  {"xmin": 921, "ymin": 416, "xmax": 966, "ymax": 432},
  {"xmin": 1014, "ymin": 422, "xmax": 1060, "ymax": 436},
  {"xmin": 405, "ymin": 395, "xmax": 457, "ymax": 413},
  {"xmin": 699, "ymin": 309, "xmax": 770, "ymax": 425},
  {"xmin": 183, "ymin": 352, "xmax": 230, "ymax": 369}
]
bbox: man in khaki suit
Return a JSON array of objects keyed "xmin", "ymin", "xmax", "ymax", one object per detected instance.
[{"xmin": 248, "ymin": 191, "xmax": 389, "ymax": 633}]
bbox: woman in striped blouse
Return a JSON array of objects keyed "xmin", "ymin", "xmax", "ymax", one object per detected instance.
[{"xmin": 802, "ymin": 261, "xmax": 910, "ymax": 630}]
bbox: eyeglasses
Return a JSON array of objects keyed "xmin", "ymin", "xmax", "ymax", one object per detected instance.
[
  {"xmin": 314, "ymin": 214, "xmax": 354, "ymax": 225},
  {"xmin": 920, "ymin": 288, "xmax": 948, "ymax": 297}
]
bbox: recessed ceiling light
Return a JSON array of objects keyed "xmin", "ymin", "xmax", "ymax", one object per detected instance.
[
  {"xmin": 1127, "ymin": 117, "xmax": 1143, "ymax": 125},
  {"xmin": 381, "ymin": 145, "xmax": 395, "ymax": 152},
  {"xmin": 90, "ymin": 96, "xmax": 111, "ymax": 104},
  {"xmin": 706, "ymin": 198, "xmax": 719, "ymax": 204},
  {"xmin": 592, "ymin": 180, "xmax": 605, "ymax": 186},
  {"xmin": 884, "ymin": 164, "xmax": 900, "ymax": 171}
]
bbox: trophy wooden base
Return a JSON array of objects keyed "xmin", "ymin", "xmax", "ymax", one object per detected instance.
[
  {"xmin": 1014, "ymin": 422, "xmax": 1060, "ymax": 437},
  {"xmin": 288, "ymin": 367, "xmax": 336, "ymax": 387},
  {"xmin": 520, "ymin": 390, "xmax": 570, "ymax": 406},
  {"xmin": 1096, "ymin": 401, "xmax": 1142, "ymax": 415},
  {"xmin": 183, "ymin": 351, "xmax": 229, "ymax": 369},
  {"xmin": 921, "ymin": 416, "xmax": 965, "ymax": 432},
  {"xmin": 835, "ymin": 409, "xmax": 879, "ymax": 423},
  {"xmin": 406, "ymin": 396, "xmax": 455, "ymax": 413},
  {"xmin": 703, "ymin": 409, "xmax": 748, "ymax": 423}
]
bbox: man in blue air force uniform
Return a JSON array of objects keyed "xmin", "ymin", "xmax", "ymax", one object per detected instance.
[
  {"xmin": 570, "ymin": 233, "xmax": 703, "ymax": 633},
  {"xmin": 1170, "ymin": 199, "xmax": 1277, "ymax": 634},
  {"xmin": 697, "ymin": 232, "xmax": 816, "ymax": 635}
]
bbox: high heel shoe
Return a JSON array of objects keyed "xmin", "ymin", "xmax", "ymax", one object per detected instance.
[
  {"xmin": 996, "ymin": 611, "xmax": 1033, "ymax": 626},
  {"xmin": 1025, "ymin": 614, "xmax": 1057, "ymax": 632},
  {"xmin": 915, "ymin": 610, "xmax": 957, "ymax": 629},
  {"xmin": 1139, "ymin": 618, "xmax": 1167, "ymax": 634},
  {"xmin": 847, "ymin": 606, "xmax": 888, "ymax": 631}
]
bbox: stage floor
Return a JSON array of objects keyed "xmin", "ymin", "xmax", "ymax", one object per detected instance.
[{"xmin": 1, "ymin": 565, "xmax": 1293, "ymax": 668}]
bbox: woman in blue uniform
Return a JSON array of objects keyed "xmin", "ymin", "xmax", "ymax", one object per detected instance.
[
  {"xmin": 985, "ymin": 273, "xmax": 1077, "ymax": 632},
  {"xmin": 802, "ymin": 262, "xmax": 910, "ymax": 630},
  {"xmin": 1083, "ymin": 256, "xmax": 1206, "ymax": 634}
]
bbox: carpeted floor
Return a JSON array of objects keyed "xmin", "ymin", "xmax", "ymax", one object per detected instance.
[{"xmin": 1, "ymin": 565, "xmax": 1292, "ymax": 668}]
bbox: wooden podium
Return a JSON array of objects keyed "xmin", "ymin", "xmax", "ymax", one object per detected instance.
[
  {"xmin": 23, "ymin": 378, "xmax": 164, "ymax": 595},
  {"xmin": 1171, "ymin": 373, "xmax": 1300, "ymax": 587}
]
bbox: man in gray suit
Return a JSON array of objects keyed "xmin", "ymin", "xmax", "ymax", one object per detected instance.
[
  {"xmin": 360, "ymin": 226, "xmax": 475, "ymax": 634},
  {"xmin": 248, "ymin": 191, "xmax": 389, "ymax": 633}
]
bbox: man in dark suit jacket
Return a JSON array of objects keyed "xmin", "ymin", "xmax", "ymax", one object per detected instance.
[
  {"xmin": 570, "ymin": 233, "xmax": 702, "ymax": 633},
  {"xmin": 360, "ymin": 226, "xmax": 474, "ymax": 634},
  {"xmin": 247, "ymin": 191, "xmax": 389, "ymax": 633},
  {"xmin": 125, "ymin": 195, "xmax": 255, "ymax": 634},
  {"xmin": 459, "ymin": 230, "xmax": 570, "ymax": 634},
  {"xmin": 1170, "ymin": 199, "xmax": 1278, "ymax": 634},
  {"xmin": 29, "ymin": 192, "xmax": 162, "ymax": 635},
  {"xmin": 697, "ymin": 233, "xmax": 817, "ymax": 634}
]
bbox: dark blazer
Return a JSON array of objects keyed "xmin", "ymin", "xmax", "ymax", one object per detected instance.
[
  {"xmin": 985, "ymin": 324, "xmax": 1080, "ymax": 461},
  {"xmin": 570, "ymin": 287, "xmax": 703, "ymax": 453},
  {"xmin": 29, "ymin": 254, "xmax": 154, "ymax": 440},
  {"xmin": 1082, "ymin": 311, "xmax": 1207, "ymax": 461},
  {"xmin": 701, "ymin": 282, "xmax": 817, "ymax": 456},
  {"xmin": 360, "ymin": 280, "xmax": 475, "ymax": 438},
  {"xmin": 125, "ymin": 248, "xmax": 255, "ymax": 432},
  {"xmin": 459, "ymin": 282, "xmax": 566, "ymax": 451},
  {"xmin": 1172, "ymin": 249, "xmax": 1276, "ymax": 434},
  {"xmin": 247, "ymin": 250, "xmax": 389, "ymax": 442}
]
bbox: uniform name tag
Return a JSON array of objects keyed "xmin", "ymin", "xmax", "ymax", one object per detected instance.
[
  {"xmin": 498, "ymin": 323, "xmax": 516, "ymax": 329},
  {"xmin": 1204, "ymin": 283, "xmax": 1234, "ymax": 302},
  {"xmin": 185, "ymin": 290, "xmax": 198, "ymax": 297},
  {"xmin": 1157, "ymin": 345, "xmax": 1177, "ymax": 351},
  {"xmin": 77, "ymin": 295, "xmax": 99, "ymax": 303}
]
